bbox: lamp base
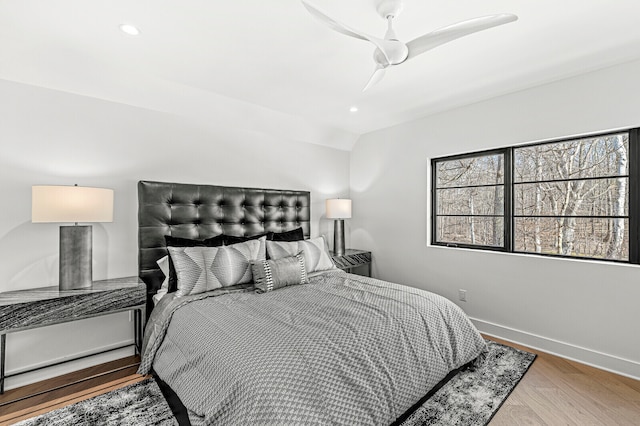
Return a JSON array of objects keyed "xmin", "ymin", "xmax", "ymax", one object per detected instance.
[
  {"xmin": 333, "ymin": 219, "xmax": 345, "ymax": 256},
  {"xmin": 59, "ymin": 225, "xmax": 92, "ymax": 290}
]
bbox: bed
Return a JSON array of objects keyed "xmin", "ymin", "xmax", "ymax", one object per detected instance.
[{"xmin": 137, "ymin": 180, "xmax": 487, "ymax": 425}]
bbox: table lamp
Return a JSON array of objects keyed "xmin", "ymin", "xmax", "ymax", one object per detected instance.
[
  {"xmin": 326, "ymin": 198, "xmax": 351, "ymax": 256},
  {"xmin": 32, "ymin": 185, "xmax": 114, "ymax": 290}
]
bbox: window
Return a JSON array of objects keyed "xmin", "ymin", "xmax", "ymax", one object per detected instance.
[
  {"xmin": 433, "ymin": 150, "xmax": 508, "ymax": 249},
  {"xmin": 431, "ymin": 128, "xmax": 639, "ymax": 264}
]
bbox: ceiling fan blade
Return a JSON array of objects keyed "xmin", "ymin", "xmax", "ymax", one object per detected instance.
[
  {"xmin": 301, "ymin": 1, "xmax": 396, "ymax": 64},
  {"xmin": 363, "ymin": 66, "xmax": 386, "ymax": 92},
  {"xmin": 406, "ymin": 14, "xmax": 517, "ymax": 60},
  {"xmin": 301, "ymin": 0, "xmax": 368, "ymax": 41}
]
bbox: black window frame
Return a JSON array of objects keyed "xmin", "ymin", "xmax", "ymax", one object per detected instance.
[
  {"xmin": 431, "ymin": 148, "xmax": 511, "ymax": 252},
  {"xmin": 431, "ymin": 127, "xmax": 640, "ymax": 265}
]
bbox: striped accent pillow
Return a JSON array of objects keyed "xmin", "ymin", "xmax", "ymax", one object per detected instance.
[{"xmin": 251, "ymin": 252, "xmax": 308, "ymax": 293}]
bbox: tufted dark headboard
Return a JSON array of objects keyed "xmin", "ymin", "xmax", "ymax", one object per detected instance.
[{"xmin": 138, "ymin": 180, "xmax": 311, "ymax": 312}]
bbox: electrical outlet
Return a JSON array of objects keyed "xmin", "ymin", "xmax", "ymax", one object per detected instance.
[{"xmin": 458, "ymin": 289, "xmax": 467, "ymax": 302}]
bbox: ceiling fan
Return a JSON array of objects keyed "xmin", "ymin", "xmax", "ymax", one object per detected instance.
[{"xmin": 301, "ymin": 0, "xmax": 518, "ymax": 91}]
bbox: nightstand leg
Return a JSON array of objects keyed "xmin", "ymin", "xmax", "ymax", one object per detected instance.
[
  {"xmin": 134, "ymin": 308, "xmax": 144, "ymax": 354},
  {"xmin": 1, "ymin": 334, "xmax": 5, "ymax": 394},
  {"xmin": 134, "ymin": 309, "xmax": 139, "ymax": 354}
]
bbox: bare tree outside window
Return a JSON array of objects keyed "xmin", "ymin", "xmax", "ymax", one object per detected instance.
[
  {"xmin": 432, "ymin": 130, "xmax": 633, "ymax": 263},
  {"xmin": 513, "ymin": 133, "xmax": 628, "ymax": 260},
  {"xmin": 434, "ymin": 153, "xmax": 505, "ymax": 247}
]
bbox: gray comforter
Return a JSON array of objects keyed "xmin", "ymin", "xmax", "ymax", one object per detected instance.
[{"xmin": 139, "ymin": 270, "xmax": 486, "ymax": 425}]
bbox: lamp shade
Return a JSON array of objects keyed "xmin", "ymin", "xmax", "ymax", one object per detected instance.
[
  {"xmin": 326, "ymin": 198, "xmax": 352, "ymax": 219},
  {"xmin": 32, "ymin": 185, "xmax": 114, "ymax": 223}
]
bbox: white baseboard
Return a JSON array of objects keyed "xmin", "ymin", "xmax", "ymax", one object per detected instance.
[
  {"xmin": 4, "ymin": 340, "xmax": 136, "ymax": 391},
  {"xmin": 471, "ymin": 317, "xmax": 640, "ymax": 381}
]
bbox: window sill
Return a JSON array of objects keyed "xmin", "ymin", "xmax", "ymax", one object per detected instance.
[{"xmin": 426, "ymin": 243, "xmax": 639, "ymax": 269}]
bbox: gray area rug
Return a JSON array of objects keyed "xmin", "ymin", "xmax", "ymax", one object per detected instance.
[
  {"xmin": 401, "ymin": 340, "xmax": 536, "ymax": 425},
  {"xmin": 17, "ymin": 340, "xmax": 534, "ymax": 426},
  {"xmin": 15, "ymin": 378, "xmax": 177, "ymax": 426}
]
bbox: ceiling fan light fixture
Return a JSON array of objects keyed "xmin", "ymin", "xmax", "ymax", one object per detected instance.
[{"xmin": 119, "ymin": 24, "xmax": 141, "ymax": 36}]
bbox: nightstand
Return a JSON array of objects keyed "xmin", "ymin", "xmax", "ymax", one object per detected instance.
[
  {"xmin": 331, "ymin": 249, "xmax": 372, "ymax": 277},
  {"xmin": 0, "ymin": 276, "xmax": 145, "ymax": 394}
]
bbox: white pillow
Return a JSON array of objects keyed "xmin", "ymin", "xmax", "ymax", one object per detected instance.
[
  {"xmin": 158, "ymin": 256, "xmax": 169, "ymax": 288},
  {"xmin": 152, "ymin": 290, "xmax": 167, "ymax": 305},
  {"xmin": 266, "ymin": 236, "xmax": 336, "ymax": 273},
  {"xmin": 154, "ymin": 256, "xmax": 170, "ymax": 304}
]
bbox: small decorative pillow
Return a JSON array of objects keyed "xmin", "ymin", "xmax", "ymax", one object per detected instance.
[
  {"xmin": 266, "ymin": 236, "xmax": 336, "ymax": 273},
  {"xmin": 252, "ymin": 252, "xmax": 308, "ymax": 293},
  {"xmin": 168, "ymin": 237, "xmax": 266, "ymax": 296}
]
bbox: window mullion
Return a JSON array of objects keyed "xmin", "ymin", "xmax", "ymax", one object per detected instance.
[
  {"xmin": 430, "ymin": 157, "xmax": 438, "ymax": 246},
  {"xmin": 504, "ymin": 148, "xmax": 513, "ymax": 252},
  {"xmin": 629, "ymin": 128, "xmax": 639, "ymax": 264}
]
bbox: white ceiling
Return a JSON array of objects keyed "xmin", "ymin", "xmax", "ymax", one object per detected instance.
[{"xmin": 2, "ymin": 0, "xmax": 640, "ymax": 150}]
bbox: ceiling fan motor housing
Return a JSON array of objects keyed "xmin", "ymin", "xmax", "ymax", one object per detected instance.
[{"xmin": 377, "ymin": 0, "xmax": 404, "ymax": 19}]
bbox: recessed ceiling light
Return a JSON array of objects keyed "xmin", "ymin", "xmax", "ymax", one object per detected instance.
[
  {"xmin": 119, "ymin": 24, "xmax": 140, "ymax": 36},
  {"xmin": 349, "ymin": 106, "xmax": 359, "ymax": 113}
]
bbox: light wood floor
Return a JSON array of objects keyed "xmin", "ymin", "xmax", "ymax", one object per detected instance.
[
  {"xmin": 0, "ymin": 338, "xmax": 638, "ymax": 425},
  {"xmin": 0, "ymin": 355, "xmax": 146, "ymax": 425},
  {"xmin": 488, "ymin": 336, "xmax": 640, "ymax": 425}
]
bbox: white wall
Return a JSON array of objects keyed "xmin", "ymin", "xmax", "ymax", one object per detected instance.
[
  {"xmin": 0, "ymin": 79, "xmax": 350, "ymax": 389},
  {"xmin": 350, "ymin": 58, "xmax": 640, "ymax": 379}
]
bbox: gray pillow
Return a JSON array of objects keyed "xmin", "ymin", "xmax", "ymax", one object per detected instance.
[
  {"xmin": 168, "ymin": 237, "xmax": 266, "ymax": 296},
  {"xmin": 251, "ymin": 252, "xmax": 308, "ymax": 293}
]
